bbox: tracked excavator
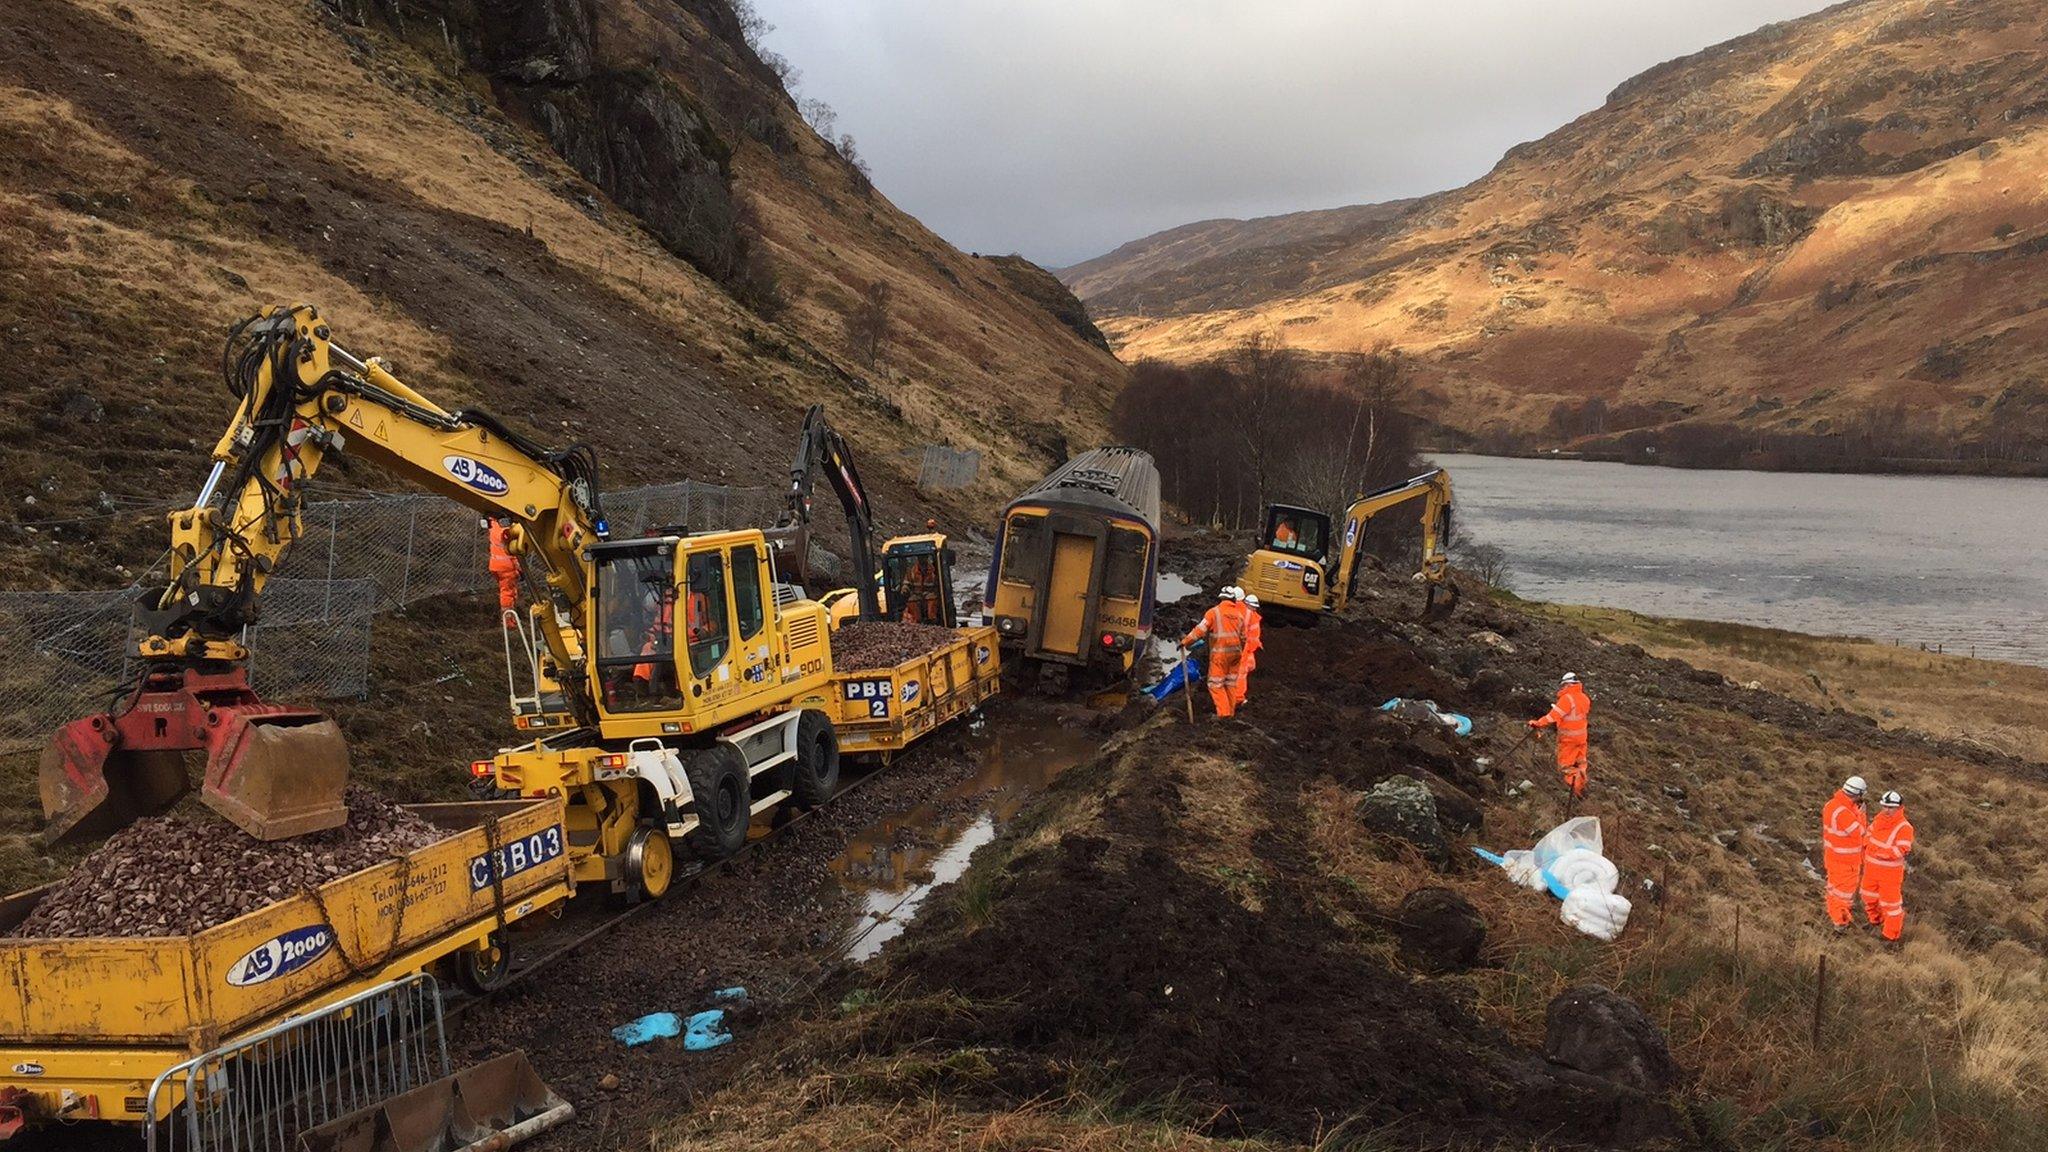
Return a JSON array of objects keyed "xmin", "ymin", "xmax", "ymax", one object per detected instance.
[
  {"xmin": 1236, "ymin": 467, "xmax": 1456, "ymax": 622},
  {"xmin": 772, "ymin": 403, "xmax": 961, "ymax": 631}
]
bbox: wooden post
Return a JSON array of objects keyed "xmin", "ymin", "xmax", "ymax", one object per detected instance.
[
  {"xmin": 1732, "ymin": 903, "xmax": 1742, "ymax": 981},
  {"xmin": 1811, "ymin": 954, "xmax": 1828, "ymax": 1049}
]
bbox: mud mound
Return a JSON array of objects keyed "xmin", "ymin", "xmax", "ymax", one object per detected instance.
[
  {"xmin": 11, "ymin": 788, "xmax": 442, "ymax": 938},
  {"xmin": 832, "ymin": 621, "xmax": 960, "ymax": 668},
  {"xmin": 885, "ymin": 769, "xmax": 1672, "ymax": 1147}
]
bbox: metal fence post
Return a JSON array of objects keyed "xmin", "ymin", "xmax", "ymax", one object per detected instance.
[{"xmin": 397, "ymin": 505, "xmax": 417, "ymax": 608}]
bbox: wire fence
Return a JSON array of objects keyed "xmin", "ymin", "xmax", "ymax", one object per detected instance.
[
  {"xmin": 0, "ymin": 481, "xmax": 777, "ymax": 756},
  {"xmin": 915, "ymin": 444, "xmax": 982, "ymax": 492}
]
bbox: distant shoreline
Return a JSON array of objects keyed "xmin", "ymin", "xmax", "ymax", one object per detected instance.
[{"xmin": 1424, "ymin": 447, "xmax": 2048, "ymax": 480}]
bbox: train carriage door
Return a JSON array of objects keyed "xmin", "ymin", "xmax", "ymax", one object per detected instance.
[{"xmin": 1040, "ymin": 529, "xmax": 1097, "ymax": 657}]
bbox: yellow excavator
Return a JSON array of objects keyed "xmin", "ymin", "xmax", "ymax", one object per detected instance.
[
  {"xmin": 1236, "ymin": 467, "xmax": 1455, "ymax": 621},
  {"xmin": 38, "ymin": 306, "xmax": 843, "ymax": 900}
]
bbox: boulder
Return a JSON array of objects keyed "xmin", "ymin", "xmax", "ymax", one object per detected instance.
[
  {"xmin": 1356, "ymin": 775, "xmax": 1449, "ymax": 864},
  {"xmin": 1395, "ymin": 887, "xmax": 1486, "ymax": 971},
  {"xmin": 1543, "ymin": 984, "xmax": 1680, "ymax": 1093}
]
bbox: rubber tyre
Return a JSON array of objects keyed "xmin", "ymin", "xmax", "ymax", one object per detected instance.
[
  {"xmin": 625, "ymin": 824, "xmax": 676, "ymax": 902},
  {"xmin": 792, "ymin": 710, "xmax": 841, "ymax": 809},
  {"xmin": 453, "ymin": 930, "xmax": 513, "ymax": 995},
  {"xmin": 685, "ymin": 744, "xmax": 752, "ymax": 860}
]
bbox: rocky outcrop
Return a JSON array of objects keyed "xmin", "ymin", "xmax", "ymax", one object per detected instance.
[
  {"xmin": 1395, "ymin": 886, "xmax": 1487, "ymax": 971},
  {"xmin": 982, "ymin": 255, "xmax": 1111, "ymax": 352},
  {"xmin": 1356, "ymin": 774, "xmax": 1448, "ymax": 864},
  {"xmin": 1543, "ymin": 984, "xmax": 1681, "ymax": 1094}
]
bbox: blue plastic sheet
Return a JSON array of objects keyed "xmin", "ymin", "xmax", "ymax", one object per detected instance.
[
  {"xmin": 1145, "ymin": 658, "xmax": 1199, "ymax": 702},
  {"xmin": 612, "ymin": 1012, "xmax": 680, "ymax": 1047},
  {"xmin": 684, "ymin": 1009, "xmax": 732, "ymax": 1050},
  {"xmin": 1378, "ymin": 697, "xmax": 1474, "ymax": 736}
]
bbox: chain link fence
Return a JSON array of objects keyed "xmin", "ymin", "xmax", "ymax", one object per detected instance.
[
  {"xmin": 915, "ymin": 445, "xmax": 982, "ymax": 492},
  {"xmin": 0, "ymin": 481, "xmax": 775, "ymax": 756}
]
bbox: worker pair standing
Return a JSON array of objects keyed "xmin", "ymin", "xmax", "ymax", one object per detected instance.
[
  {"xmin": 1183, "ymin": 586, "xmax": 1257, "ymax": 718},
  {"xmin": 1528, "ymin": 672, "xmax": 1591, "ymax": 797},
  {"xmin": 1819, "ymin": 777, "xmax": 1915, "ymax": 941}
]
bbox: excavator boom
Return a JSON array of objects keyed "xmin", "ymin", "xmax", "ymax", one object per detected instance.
[{"xmin": 41, "ymin": 305, "xmax": 607, "ymax": 845}]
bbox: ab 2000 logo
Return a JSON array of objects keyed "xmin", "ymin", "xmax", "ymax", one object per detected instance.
[
  {"xmin": 226, "ymin": 924, "xmax": 335, "ymax": 987},
  {"xmin": 442, "ymin": 455, "xmax": 510, "ymax": 496}
]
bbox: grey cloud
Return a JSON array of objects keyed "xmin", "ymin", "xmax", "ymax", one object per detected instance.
[{"xmin": 752, "ymin": 1, "xmax": 1837, "ymax": 267}]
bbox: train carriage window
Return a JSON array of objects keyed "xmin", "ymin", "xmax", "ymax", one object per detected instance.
[
  {"xmin": 999, "ymin": 517, "xmax": 1045, "ymax": 584},
  {"xmin": 685, "ymin": 551, "xmax": 729, "ymax": 678},
  {"xmin": 1104, "ymin": 527, "xmax": 1149, "ymax": 601}
]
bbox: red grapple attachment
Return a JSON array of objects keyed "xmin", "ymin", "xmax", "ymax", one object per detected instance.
[{"xmin": 38, "ymin": 666, "xmax": 349, "ymax": 846}]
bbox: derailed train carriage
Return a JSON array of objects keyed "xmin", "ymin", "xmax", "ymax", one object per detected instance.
[{"xmin": 986, "ymin": 447, "xmax": 1162, "ymax": 692}]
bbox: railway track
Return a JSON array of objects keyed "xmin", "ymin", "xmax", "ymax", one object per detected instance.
[{"xmin": 446, "ymin": 749, "xmax": 912, "ymax": 1014}]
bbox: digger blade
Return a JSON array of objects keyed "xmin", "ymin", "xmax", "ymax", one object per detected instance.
[
  {"xmin": 38, "ymin": 717, "xmax": 191, "ymax": 847},
  {"xmin": 294, "ymin": 1051, "xmax": 574, "ymax": 1152},
  {"xmin": 202, "ymin": 715, "xmax": 352, "ymax": 840}
]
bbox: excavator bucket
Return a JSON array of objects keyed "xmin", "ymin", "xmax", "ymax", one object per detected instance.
[
  {"xmin": 294, "ymin": 1050, "xmax": 575, "ymax": 1152},
  {"xmin": 38, "ymin": 667, "xmax": 350, "ymax": 846}
]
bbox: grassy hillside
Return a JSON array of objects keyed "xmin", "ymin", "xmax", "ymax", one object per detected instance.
[
  {"xmin": 1070, "ymin": 0, "xmax": 2048, "ymax": 469},
  {"xmin": 0, "ymin": 0, "xmax": 1123, "ymax": 589}
]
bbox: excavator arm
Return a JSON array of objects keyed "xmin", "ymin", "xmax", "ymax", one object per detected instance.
[
  {"xmin": 1328, "ymin": 468, "xmax": 1454, "ymax": 613},
  {"xmin": 771, "ymin": 404, "xmax": 880, "ymax": 616},
  {"xmin": 41, "ymin": 304, "xmax": 609, "ymax": 845}
]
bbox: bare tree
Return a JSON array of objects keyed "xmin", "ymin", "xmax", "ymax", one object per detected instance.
[
  {"xmin": 1453, "ymin": 539, "xmax": 1512, "ymax": 591},
  {"xmin": 798, "ymin": 97, "xmax": 837, "ymax": 140},
  {"xmin": 844, "ymin": 279, "xmax": 891, "ymax": 365},
  {"xmin": 1231, "ymin": 333, "xmax": 1301, "ymax": 519}
]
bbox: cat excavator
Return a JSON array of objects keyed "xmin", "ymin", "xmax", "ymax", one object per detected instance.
[
  {"xmin": 1236, "ymin": 467, "xmax": 1455, "ymax": 622},
  {"xmin": 38, "ymin": 304, "xmax": 840, "ymax": 875}
]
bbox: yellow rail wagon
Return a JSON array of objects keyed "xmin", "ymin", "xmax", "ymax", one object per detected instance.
[
  {"xmin": 802, "ymin": 625, "xmax": 1002, "ymax": 759},
  {"xmin": 0, "ymin": 797, "xmax": 572, "ymax": 1134},
  {"xmin": 988, "ymin": 448, "xmax": 1162, "ymax": 693}
]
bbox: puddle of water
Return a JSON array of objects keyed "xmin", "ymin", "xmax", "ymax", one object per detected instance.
[
  {"xmin": 831, "ymin": 722, "xmax": 1100, "ymax": 962},
  {"xmin": 1156, "ymin": 571, "xmax": 1201, "ymax": 604}
]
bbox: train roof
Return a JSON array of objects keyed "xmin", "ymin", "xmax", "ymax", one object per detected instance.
[{"xmin": 1006, "ymin": 446, "xmax": 1161, "ymax": 530}]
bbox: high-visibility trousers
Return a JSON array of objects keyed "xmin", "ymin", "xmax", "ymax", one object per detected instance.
[
  {"xmin": 1862, "ymin": 860, "xmax": 1906, "ymax": 940},
  {"xmin": 1823, "ymin": 848, "xmax": 1862, "ymax": 927},
  {"xmin": 490, "ymin": 562, "xmax": 520, "ymax": 611},
  {"xmin": 1205, "ymin": 650, "xmax": 1243, "ymax": 718},
  {"xmin": 1556, "ymin": 738, "xmax": 1588, "ymax": 797},
  {"xmin": 1231, "ymin": 653, "xmax": 1256, "ymax": 706}
]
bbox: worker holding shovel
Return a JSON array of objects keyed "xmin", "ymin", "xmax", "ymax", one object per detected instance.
[{"xmin": 1528, "ymin": 672, "xmax": 1592, "ymax": 799}]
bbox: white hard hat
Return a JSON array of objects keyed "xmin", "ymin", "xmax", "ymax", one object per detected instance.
[
  {"xmin": 1244, "ymin": 594, "xmax": 1260, "ymax": 609},
  {"xmin": 1843, "ymin": 776, "xmax": 1867, "ymax": 798},
  {"xmin": 1880, "ymin": 790, "xmax": 1902, "ymax": 808},
  {"xmin": 1225, "ymin": 586, "xmax": 1246, "ymax": 602},
  {"xmin": 1559, "ymin": 672, "xmax": 1579, "ymax": 685}
]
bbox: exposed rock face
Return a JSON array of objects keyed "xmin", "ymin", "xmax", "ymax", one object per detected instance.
[
  {"xmin": 1356, "ymin": 774, "xmax": 1448, "ymax": 864},
  {"xmin": 1395, "ymin": 886, "xmax": 1486, "ymax": 971},
  {"xmin": 1543, "ymin": 984, "xmax": 1682, "ymax": 1094},
  {"xmin": 982, "ymin": 255, "xmax": 1112, "ymax": 352}
]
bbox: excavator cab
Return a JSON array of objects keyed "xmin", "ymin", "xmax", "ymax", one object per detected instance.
[
  {"xmin": 1262, "ymin": 504, "xmax": 1331, "ymax": 561},
  {"xmin": 878, "ymin": 534, "xmax": 957, "ymax": 627}
]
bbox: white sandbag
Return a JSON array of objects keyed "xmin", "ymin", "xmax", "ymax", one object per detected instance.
[
  {"xmin": 1500, "ymin": 849, "xmax": 1547, "ymax": 891},
  {"xmin": 1531, "ymin": 817, "xmax": 1604, "ymax": 870},
  {"xmin": 1561, "ymin": 890, "xmax": 1632, "ymax": 941},
  {"xmin": 1546, "ymin": 847, "xmax": 1620, "ymax": 897}
]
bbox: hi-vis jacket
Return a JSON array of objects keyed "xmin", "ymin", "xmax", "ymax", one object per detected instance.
[
  {"xmin": 1821, "ymin": 790, "xmax": 1868, "ymax": 858},
  {"xmin": 1533, "ymin": 682, "xmax": 1591, "ymax": 744},
  {"xmin": 1184, "ymin": 600, "xmax": 1251, "ymax": 656},
  {"xmin": 1864, "ymin": 808, "xmax": 1916, "ymax": 870}
]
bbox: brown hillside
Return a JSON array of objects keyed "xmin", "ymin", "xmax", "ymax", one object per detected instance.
[
  {"xmin": 0, "ymin": 0, "xmax": 1123, "ymax": 588},
  {"xmin": 1072, "ymin": 0, "xmax": 2048, "ymax": 465}
]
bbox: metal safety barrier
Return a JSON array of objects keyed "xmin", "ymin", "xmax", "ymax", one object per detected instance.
[{"xmin": 144, "ymin": 974, "xmax": 450, "ymax": 1152}]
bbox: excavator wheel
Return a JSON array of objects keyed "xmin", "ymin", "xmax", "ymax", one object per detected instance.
[
  {"xmin": 453, "ymin": 930, "xmax": 515, "ymax": 995},
  {"xmin": 684, "ymin": 745, "xmax": 751, "ymax": 860},
  {"xmin": 623, "ymin": 824, "xmax": 676, "ymax": 902},
  {"xmin": 791, "ymin": 710, "xmax": 840, "ymax": 808}
]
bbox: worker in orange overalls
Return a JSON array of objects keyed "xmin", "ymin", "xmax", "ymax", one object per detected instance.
[
  {"xmin": 1819, "ymin": 775, "xmax": 1869, "ymax": 930},
  {"xmin": 1861, "ymin": 790, "xmax": 1916, "ymax": 942},
  {"xmin": 1182, "ymin": 586, "xmax": 1251, "ymax": 718},
  {"xmin": 1232, "ymin": 593, "xmax": 1264, "ymax": 707},
  {"xmin": 1274, "ymin": 517, "xmax": 1299, "ymax": 549},
  {"xmin": 485, "ymin": 519, "xmax": 520, "ymax": 617},
  {"xmin": 632, "ymin": 593, "xmax": 674, "ymax": 686},
  {"xmin": 1528, "ymin": 672, "xmax": 1591, "ymax": 797}
]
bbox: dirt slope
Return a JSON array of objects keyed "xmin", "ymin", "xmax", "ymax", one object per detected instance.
[
  {"xmin": 0, "ymin": 0, "xmax": 1122, "ymax": 588},
  {"xmin": 661, "ymin": 537, "xmax": 2048, "ymax": 1150},
  {"xmin": 1071, "ymin": 0, "xmax": 2048, "ymax": 465}
]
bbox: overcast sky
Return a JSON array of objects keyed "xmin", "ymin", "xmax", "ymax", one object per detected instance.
[{"xmin": 750, "ymin": 1, "xmax": 1839, "ymax": 268}]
